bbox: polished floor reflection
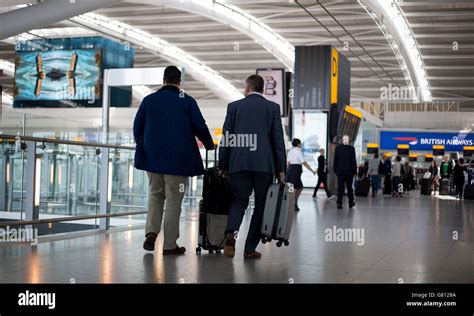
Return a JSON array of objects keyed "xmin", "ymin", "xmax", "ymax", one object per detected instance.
[{"xmin": 0, "ymin": 191, "xmax": 472, "ymax": 283}]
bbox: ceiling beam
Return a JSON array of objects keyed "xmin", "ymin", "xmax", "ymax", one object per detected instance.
[{"xmin": 0, "ymin": 0, "xmax": 122, "ymax": 40}]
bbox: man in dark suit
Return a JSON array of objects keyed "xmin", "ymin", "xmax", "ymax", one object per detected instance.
[
  {"xmin": 333, "ymin": 135, "xmax": 357, "ymax": 209},
  {"xmin": 313, "ymin": 148, "xmax": 332, "ymax": 198},
  {"xmin": 219, "ymin": 74, "xmax": 286, "ymax": 260},
  {"xmin": 133, "ymin": 66, "xmax": 214, "ymax": 255}
]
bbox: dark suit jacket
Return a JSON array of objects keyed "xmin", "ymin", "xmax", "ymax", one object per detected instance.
[
  {"xmin": 133, "ymin": 85, "xmax": 214, "ymax": 176},
  {"xmin": 219, "ymin": 93, "xmax": 286, "ymax": 175},
  {"xmin": 317, "ymin": 155, "xmax": 326, "ymax": 175},
  {"xmin": 333, "ymin": 144, "xmax": 357, "ymax": 176}
]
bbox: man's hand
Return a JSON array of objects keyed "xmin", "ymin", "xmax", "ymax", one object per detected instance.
[
  {"xmin": 219, "ymin": 169, "xmax": 229, "ymax": 179},
  {"xmin": 278, "ymin": 172, "xmax": 285, "ymax": 184}
]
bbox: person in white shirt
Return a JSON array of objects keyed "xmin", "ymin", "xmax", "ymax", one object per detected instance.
[{"xmin": 286, "ymin": 138, "xmax": 316, "ymax": 211}]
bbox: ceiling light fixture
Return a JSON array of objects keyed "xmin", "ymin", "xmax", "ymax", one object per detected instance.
[{"xmin": 358, "ymin": 0, "xmax": 431, "ymax": 102}]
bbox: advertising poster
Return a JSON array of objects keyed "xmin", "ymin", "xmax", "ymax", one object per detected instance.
[
  {"xmin": 14, "ymin": 49, "xmax": 101, "ymax": 101},
  {"xmin": 257, "ymin": 68, "xmax": 285, "ymax": 116},
  {"xmin": 292, "ymin": 111, "xmax": 328, "ymax": 188}
]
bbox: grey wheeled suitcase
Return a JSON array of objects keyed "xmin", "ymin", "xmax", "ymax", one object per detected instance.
[
  {"xmin": 261, "ymin": 183, "xmax": 295, "ymax": 247},
  {"xmin": 439, "ymin": 178, "xmax": 450, "ymax": 195}
]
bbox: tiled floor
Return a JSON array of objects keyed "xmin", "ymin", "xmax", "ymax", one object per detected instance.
[{"xmin": 0, "ymin": 191, "xmax": 472, "ymax": 283}]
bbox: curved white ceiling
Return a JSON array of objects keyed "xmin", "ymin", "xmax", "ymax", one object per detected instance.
[
  {"xmin": 128, "ymin": 0, "xmax": 295, "ymax": 71},
  {"xmin": 359, "ymin": 0, "xmax": 431, "ymax": 102},
  {"xmin": 73, "ymin": 12, "xmax": 243, "ymax": 102}
]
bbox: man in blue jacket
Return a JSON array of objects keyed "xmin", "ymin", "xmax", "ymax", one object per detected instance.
[
  {"xmin": 219, "ymin": 74, "xmax": 286, "ymax": 260},
  {"xmin": 133, "ymin": 66, "xmax": 214, "ymax": 255},
  {"xmin": 333, "ymin": 135, "xmax": 357, "ymax": 209}
]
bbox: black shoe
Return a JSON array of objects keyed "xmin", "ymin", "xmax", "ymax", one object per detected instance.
[
  {"xmin": 163, "ymin": 246, "xmax": 186, "ymax": 255},
  {"xmin": 349, "ymin": 202, "xmax": 355, "ymax": 208},
  {"xmin": 295, "ymin": 205, "xmax": 300, "ymax": 211},
  {"xmin": 143, "ymin": 233, "xmax": 157, "ymax": 251},
  {"xmin": 337, "ymin": 204, "xmax": 343, "ymax": 209}
]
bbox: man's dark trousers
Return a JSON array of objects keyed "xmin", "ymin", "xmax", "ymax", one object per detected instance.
[
  {"xmin": 226, "ymin": 171, "xmax": 273, "ymax": 252},
  {"xmin": 314, "ymin": 173, "xmax": 331, "ymax": 197},
  {"xmin": 337, "ymin": 175, "xmax": 354, "ymax": 205}
]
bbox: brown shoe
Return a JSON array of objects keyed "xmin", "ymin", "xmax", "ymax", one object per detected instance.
[
  {"xmin": 163, "ymin": 246, "xmax": 186, "ymax": 255},
  {"xmin": 223, "ymin": 232, "xmax": 236, "ymax": 258},
  {"xmin": 244, "ymin": 251, "xmax": 261, "ymax": 259},
  {"xmin": 143, "ymin": 233, "xmax": 157, "ymax": 251}
]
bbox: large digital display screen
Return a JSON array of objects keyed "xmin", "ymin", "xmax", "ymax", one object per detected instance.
[
  {"xmin": 257, "ymin": 68, "xmax": 285, "ymax": 116},
  {"xmin": 14, "ymin": 49, "xmax": 101, "ymax": 101},
  {"xmin": 292, "ymin": 111, "xmax": 328, "ymax": 188}
]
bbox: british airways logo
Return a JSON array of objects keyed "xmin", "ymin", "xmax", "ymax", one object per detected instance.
[
  {"xmin": 392, "ymin": 136, "xmax": 473, "ymax": 146},
  {"xmin": 393, "ymin": 137, "xmax": 418, "ymax": 145}
]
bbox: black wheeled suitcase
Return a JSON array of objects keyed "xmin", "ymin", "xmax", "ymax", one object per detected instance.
[
  {"xmin": 439, "ymin": 178, "xmax": 450, "ymax": 195},
  {"xmin": 420, "ymin": 178, "xmax": 432, "ymax": 195},
  {"xmin": 464, "ymin": 184, "xmax": 474, "ymax": 200},
  {"xmin": 261, "ymin": 183, "xmax": 295, "ymax": 247},
  {"xmin": 196, "ymin": 149, "xmax": 233, "ymax": 254},
  {"xmin": 355, "ymin": 177, "xmax": 370, "ymax": 197},
  {"xmin": 383, "ymin": 176, "xmax": 392, "ymax": 195}
]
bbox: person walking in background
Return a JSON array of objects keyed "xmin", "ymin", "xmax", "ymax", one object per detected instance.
[
  {"xmin": 313, "ymin": 148, "xmax": 332, "ymax": 199},
  {"xmin": 453, "ymin": 158, "xmax": 469, "ymax": 199},
  {"xmin": 334, "ymin": 135, "xmax": 357, "ymax": 210},
  {"xmin": 286, "ymin": 138, "xmax": 317, "ymax": 211},
  {"xmin": 219, "ymin": 74, "xmax": 286, "ymax": 260},
  {"xmin": 383, "ymin": 154, "xmax": 392, "ymax": 194},
  {"xmin": 440, "ymin": 157, "xmax": 452, "ymax": 179},
  {"xmin": 429, "ymin": 160, "xmax": 439, "ymax": 195},
  {"xmin": 368, "ymin": 153, "xmax": 382, "ymax": 197},
  {"xmin": 133, "ymin": 66, "xmax": 215, "ymax": 255},
  {"xmin": 392, "ymin": 156, "xmax": 402, "ymax": 197},
  {"xmin": 403, "ymin": 161, "xmax": 414, "ymax": 195}
]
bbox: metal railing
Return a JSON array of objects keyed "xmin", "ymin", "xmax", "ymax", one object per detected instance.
[{"xmin": 0, "ymin": 133, "xmax": 142, "ymax": 232}]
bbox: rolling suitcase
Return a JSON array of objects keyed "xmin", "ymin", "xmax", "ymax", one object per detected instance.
[
  {"xmin": 420, "ymin": 178, "xmax": 432, "ymax": 195},
  {"xmin": 196, "ymin": 149, "xmax": 233, "ymax": 254},
  {"xmin": 261, "ymin": 183, "xmax": 295, "ymax": 247},
  {"xmin": 383, "ymin": 175, "xmax": 392, "ymax": 195},
  {"xmin": 439, "ymin": 178, "xmax": 450, "ymax": 195},
  {"xmin": 464, "ymin": 184, "xmax": 474, "ymax": 200},
  {"xmin": 355, "ymin": 177, "xmax": 370, "ymax": 197}
]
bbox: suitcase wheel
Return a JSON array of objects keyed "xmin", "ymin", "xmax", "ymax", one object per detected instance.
[
  {"xmin": 284, "ymin": 240, "xmax": 289, "ymax": 246},
  {"xmin": 196, "ymin": 247, "xmax": 201, "ymax": 254},
  {"xmin": 276, "ymin": 241, "xmax": 282, "ymax": 247},
  {"xmin": 261, "ymin": 237, "xmax": 267, "ymax": 244}
]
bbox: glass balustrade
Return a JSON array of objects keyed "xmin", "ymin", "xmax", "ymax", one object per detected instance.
[{"xmin": 0, "ymin": 109, "xmax": 223, "ymax": 236}]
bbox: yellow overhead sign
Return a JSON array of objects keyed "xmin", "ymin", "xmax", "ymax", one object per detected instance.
[
  {"xmin": 344, "ymin": 105, "xmax": 363, "ymax": 119},
  {"xmin": 330, "ymin": 47, "xmax": 338, "ymax": 105}
]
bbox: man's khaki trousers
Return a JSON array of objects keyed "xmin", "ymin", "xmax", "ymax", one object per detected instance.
[{"xmin": 145, "ymin": 172, "xmax": 187, "ymax": 250}]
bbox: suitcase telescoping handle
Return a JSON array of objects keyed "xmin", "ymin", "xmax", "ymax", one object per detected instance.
[{"xmin": 205, "ymin": 146, "xmax": 218, "ymax": 169}]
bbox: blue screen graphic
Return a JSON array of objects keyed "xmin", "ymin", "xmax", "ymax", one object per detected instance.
[{"xmin": 15, "ymin": 49, "xmax": 100, "ymax": 101}]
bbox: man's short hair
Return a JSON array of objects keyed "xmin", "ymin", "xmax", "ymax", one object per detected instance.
[
  {"xmin": 245, "ymin": 75, "xmax": 264, "ymax": 93},
  {"xmin": 163, "ymin": 66, "xmax": 181, "ymax": 85}
]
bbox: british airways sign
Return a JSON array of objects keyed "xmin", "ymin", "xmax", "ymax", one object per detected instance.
[{"xmin": 380, "ymin": 131, "xmax": 474, "ymax": 151}]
